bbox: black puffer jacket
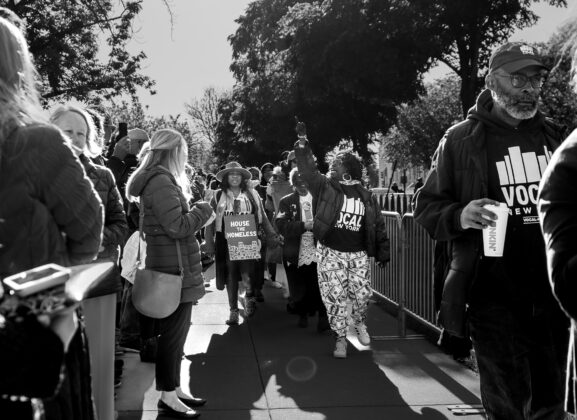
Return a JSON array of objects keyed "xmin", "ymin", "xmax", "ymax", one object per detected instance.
[
  {"xmin": 80, "ymin": 155, "xmax": 127, "ymax": 264},
  {"xmin": 0, "ymin": 124, "xmax": 103, "ymax": 277},
  {"xmin": 294, "ymin": 139, "xmax": 390, "ymax": 264},
  {"xmin": 128, "ymin": 166, "xmax": 213, "ymax": 303}
]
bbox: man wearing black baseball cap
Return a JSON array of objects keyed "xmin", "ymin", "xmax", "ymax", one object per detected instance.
[{"xmin": 414, "ymin": 41, "xmax": 569, "ymax": 419}]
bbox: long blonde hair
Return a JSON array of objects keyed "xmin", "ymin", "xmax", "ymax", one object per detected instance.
[
  {"xmin": 0, "ymin": 17, "xmax": 45, "ymax": 156},
  {"xmin": 126, "ymin": 128, "xmax": 190, "ymax": 202}
]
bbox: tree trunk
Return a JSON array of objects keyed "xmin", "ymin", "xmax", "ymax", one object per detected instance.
[{"xmin": 459, "ymin": 73, "xmax": 478, "ymax": 118}]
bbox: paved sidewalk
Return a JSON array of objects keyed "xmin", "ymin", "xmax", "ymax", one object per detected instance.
[{"xmin": 115, "ymin": 266, "xmax": 484, "ymax": 420}]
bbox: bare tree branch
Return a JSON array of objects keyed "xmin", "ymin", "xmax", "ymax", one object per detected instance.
[{"xmin": 185, "ymin": 87, "xmax": 223, "ymax": 145}]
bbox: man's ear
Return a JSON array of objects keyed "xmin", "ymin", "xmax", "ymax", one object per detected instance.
[{"xmin": 485, "ymin": 73, "xmax": 495, "ymax": 90}]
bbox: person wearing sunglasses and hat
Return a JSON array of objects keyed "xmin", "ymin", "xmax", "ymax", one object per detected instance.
[
  {"xmin": 203, "ymin": 162, "xmax": 281, "ymax": 325},
  {"xmin": 414, "ymin": 42, "xmax": 569, "ymax": 419}
]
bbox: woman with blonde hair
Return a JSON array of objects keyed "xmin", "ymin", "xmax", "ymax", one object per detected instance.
[
  {"xmin": 126, "ymin": 128, "xmax": 213, "ymax": 418},
  {"xmin": 0, "ymin": 16, "xmax": 103, "ymax": 420},
  {"xmin": 50, "ymin": 104, "xmax": 127, "ymax": 294}
]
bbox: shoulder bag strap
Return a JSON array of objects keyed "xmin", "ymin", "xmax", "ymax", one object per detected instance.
[
  {"xmin": 137, "ymin": 203, "xmax": 144, "ymax": 263},
  {"xmin": 175, "ymin": 240, "xmax": 184, "ymax": 278}
]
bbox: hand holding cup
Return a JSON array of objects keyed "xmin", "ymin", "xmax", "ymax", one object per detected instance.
[{"xmin": 460, "ymin": 198, "xmax": 500, "ymax": 230}]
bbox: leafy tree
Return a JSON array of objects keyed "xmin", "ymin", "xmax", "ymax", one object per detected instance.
[
  {"xmin": 228, "ymin": 0, "xmax": 445, "ymax": 163},
  {"xmin": 381, "ymin": 76, "xmax": 462, "ymax": 169},
  {"xmin": 95, "ymin": 99, "xmax": 206, "ymax": 169},
  {"xmin": 420, "ymin": 0, "xmax": 567, "ymax": 116},
  {"xmin": 212, "ymin": 92, "xmax": 276, "ymax": 167},
  {"xmin": 1, "ymin": 0, "xmax": 155, "ymax": 103},
  {"xmin": 539, "ymin": 21, "xmax": 577, "ymax": 132}
]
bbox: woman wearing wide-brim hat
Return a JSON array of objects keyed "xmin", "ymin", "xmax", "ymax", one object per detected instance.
[
  {"xmin": 214, "ymin": 162, "xmax": 252, "ymax": 183},
  {"xmin": 203, "ymin": 162, "xmax": 281, "ymax": 325}
]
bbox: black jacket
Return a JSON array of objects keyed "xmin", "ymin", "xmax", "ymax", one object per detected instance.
[
  {"xmin": 276, "ymin": 191, "xmax": 316, "ymax": 265},
  {"xmin": 414, "ymin": 89, "xmax": 565, "ymax": 336},
  {"xmin": 539, "ymin": 129, "xmax": 577, "ymax": 413},
  {"xmin": 294, "ymin": 139, "xmax": 390, "ymax": 264}
]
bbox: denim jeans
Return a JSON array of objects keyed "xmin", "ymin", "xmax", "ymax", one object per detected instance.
[{"xmin": 469, "ymin": 302, "xmax": 569, "ymax": 420}]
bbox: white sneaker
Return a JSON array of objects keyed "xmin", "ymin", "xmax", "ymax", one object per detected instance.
[
  {"xmin": 353, "ymin": 323, "xmax": 371, "ymax": 346},
  {"xmin": 265, "ymin": 278, "xmax": 283, "ymax": 289},
  {"xmin": 333, "ymin": 337, "xmax": 347, "ymax": 359}
]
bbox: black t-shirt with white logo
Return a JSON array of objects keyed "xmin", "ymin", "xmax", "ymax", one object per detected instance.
[
  {"xmin": 323, "ymin": 184, "xmax": 366, "ymax": 252},
  {"xmin": 474, "ymin": 129, "xmax": 550, "ymax": 305}
]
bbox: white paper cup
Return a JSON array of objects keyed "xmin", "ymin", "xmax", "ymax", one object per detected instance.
[{"xmin": 482, "ymin": 203, "xmax": 509, "ymax": 257}]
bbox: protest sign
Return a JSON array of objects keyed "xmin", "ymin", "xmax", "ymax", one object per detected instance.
[{"xmin": 223, "ymin": 214, "xmax": 260, "ymax": 261}]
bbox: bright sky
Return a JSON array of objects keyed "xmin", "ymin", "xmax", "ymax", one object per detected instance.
[
  {"xmin": 126, "ymin": 0, "xmax": 252, "ymax": 117},
  {"xmin": 126, "ymin": 0, "xmax": 577, "ymax": 118}
]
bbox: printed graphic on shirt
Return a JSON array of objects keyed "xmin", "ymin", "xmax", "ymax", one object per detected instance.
[
  {"xmin": 302, "ymin": 201, "xmax": 313, "ymax": 222},
  {"xmin": 334, "ymin": 197, "xmax": 365, "ymax": 231},
  {"xmin": 494, "ymin": 145, "xmax": 552, "ymax": 224}
]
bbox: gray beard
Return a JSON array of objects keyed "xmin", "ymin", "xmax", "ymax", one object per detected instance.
[{"xmin": 491, "ymin": 88, "xmax": 538, "ymax": 120}]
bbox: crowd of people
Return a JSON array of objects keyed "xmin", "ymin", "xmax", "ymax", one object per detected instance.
[{"xmin": 3, "ymin": 6, "xmax": 577, "ymax": 420}]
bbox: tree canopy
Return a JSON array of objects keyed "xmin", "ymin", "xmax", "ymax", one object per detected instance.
[
  {"xmin": 228, "ymin": 0, "xmax": 444, "ymax": 163},
  {"xmin": 226, "ymin": 0, "xmax": 567, "ymax": 166},
  {"xmin": 539, "ymin": 20, "xmax": 577, "ymax": 132},
  {"xmin": 2, "ymin": 0, "xmax": 155, "ymax": 103},
  {"xmin": 381, "ymin": 76, "xmax": 462, "ymax": 169}
]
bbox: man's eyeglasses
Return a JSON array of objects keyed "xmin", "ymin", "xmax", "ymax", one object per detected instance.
[{"xmin": 496, "ymin": 72, "xmax": 546, "ymax": 89}]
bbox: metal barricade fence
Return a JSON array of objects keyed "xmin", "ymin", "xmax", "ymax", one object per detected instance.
[
  {"xmin": 401, "ymin": 213, "xmax": 436, "ymax": 330},
  {"xmin": 371, "ymin": 211, "xmax": 402, "ymax": 310},
  {"xmin": 371, "ymin": 211, "xmax": 438, "ymax": 337},
  {"xmin": 372, "ymin": 190, "xmax": 414, "ymax": 215}
]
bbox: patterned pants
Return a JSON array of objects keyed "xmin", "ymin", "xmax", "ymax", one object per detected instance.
[{"xmin": 316, "ymin": 244, "xmax": 372, "ymax": 338}]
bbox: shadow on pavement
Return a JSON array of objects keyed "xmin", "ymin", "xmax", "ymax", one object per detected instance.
[{"xmin": 184, "ymin": 289, "xmax": 469, "ymax": 419}]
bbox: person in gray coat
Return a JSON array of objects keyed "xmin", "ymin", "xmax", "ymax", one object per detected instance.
[{"xmin": 126, "ymin": 129, "xmax": 213, "ymax": 419}]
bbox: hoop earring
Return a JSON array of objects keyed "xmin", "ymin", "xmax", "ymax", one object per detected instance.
[{"xmin": 342, "ymin": 173, "xmax": 352, "ymax": 182}]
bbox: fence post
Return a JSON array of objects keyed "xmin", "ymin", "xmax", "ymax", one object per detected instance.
[{"xmin": 398, "ymin": 219, "xmax": 407, "ymax": 338}]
